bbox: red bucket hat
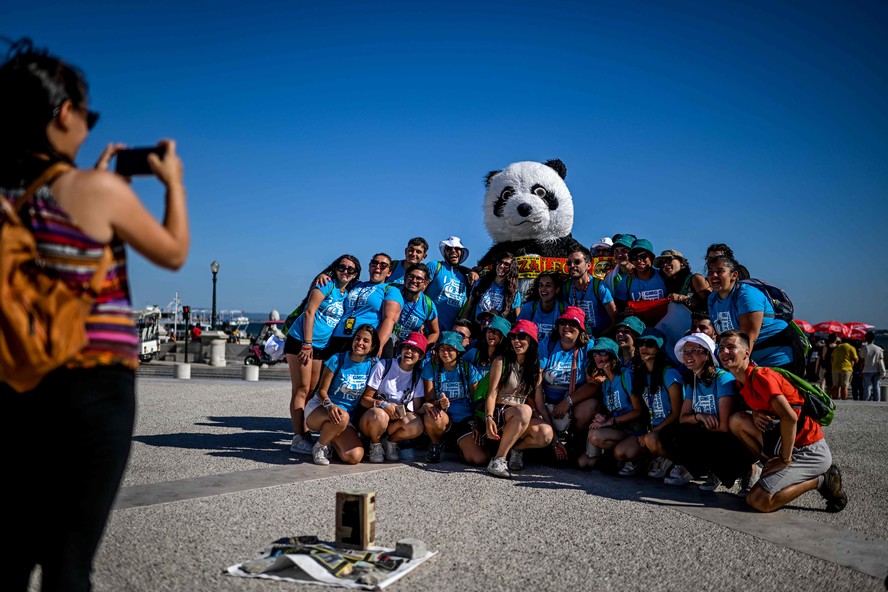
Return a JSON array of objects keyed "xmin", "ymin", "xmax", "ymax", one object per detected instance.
[
  {"xmin": 508, "ymin": 319, "xmax": 539, "ymax": 344},
  {"xmin": 557, "ymin": 306, "xmax": 586, "ymax": 329},
  {"xmin": 401, "ymin": 332, "xmax": 428, "ymax": 355}
]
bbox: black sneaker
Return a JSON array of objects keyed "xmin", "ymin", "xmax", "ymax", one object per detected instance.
[
  {"xmin": 818, "ymin": 464, "xmax": 848, "ymax": 513},
  {"xmin": 425, "ymin": 442, "xmax": 443, "ymax": 463}
]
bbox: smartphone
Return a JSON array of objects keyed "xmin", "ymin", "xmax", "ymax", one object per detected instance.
[{"xmin": 115, "ymin": 146, "xmax": 166, "ymax": 177}]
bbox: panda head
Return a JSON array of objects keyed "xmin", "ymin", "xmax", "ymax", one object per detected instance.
[{"xmin": 483, "ymin": 159, "xmax": 573, "ymax": 243}]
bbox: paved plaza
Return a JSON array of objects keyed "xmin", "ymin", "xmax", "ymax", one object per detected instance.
[{"xmin": 40, "ymin": 374, "xmax": 888, "ymax": 591}]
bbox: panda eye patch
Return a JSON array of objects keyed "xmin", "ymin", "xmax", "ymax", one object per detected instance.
[
  {"xmin": 494, "ymin": 186, "xmax": 514, "ymax": 217},
  {"xmin": 531, "ymin": 184, "xmax": 558, "ymax": 210}
]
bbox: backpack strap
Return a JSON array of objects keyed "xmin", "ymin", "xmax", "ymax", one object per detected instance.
[{"xmin": 12, "ymin": 162, "xmax": 74, "ymax": 212}]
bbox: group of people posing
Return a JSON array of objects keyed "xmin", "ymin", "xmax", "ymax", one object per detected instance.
[{"xmin": 281, "ymin": 234, "xmax": 848, "ymax": 515}]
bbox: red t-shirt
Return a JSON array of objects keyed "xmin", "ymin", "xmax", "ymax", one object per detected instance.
[{"xmin": 738, "ymin": 365, "xmax": 823, "ymax": 447}]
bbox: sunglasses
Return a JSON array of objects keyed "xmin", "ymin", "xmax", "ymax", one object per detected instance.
[
  {"xmin": 637, "ymin": 339, "xmax": 660, "ymax": 348},
  {"xmin": 681, "ymin": 348, "xmax": 708, "ymax": 356},
  {"xmin": 567, "ymin": 258, "xmax": 586, "ymax": 266},
  {"xmin": 496, "ymin": 260, "xmax": 512, "ymax": 268},
  {"xmin": 369, "ymin": 260, "xmax": 390, "ymax": 269},
  {"xmin": 630, "ymin": 253, "xmax": 651, "ymax": 261},
  {"xmin": 444, "ymin": 246, "xmax": 462, "ymax": 253},
  {"xmin": 405, "ymin": 274, "xmax": 426, "ymax": 282},
  {"xmin": 509, "ymin": 333, "xmax": 530, "ymax": 341},
  {"xmin": 557, "ymin": 320, "xmax": 580, "ymax": 329},
  {"xmin": 455, "ymin": 331, "xmax": 472, "ymax": 341},
  {"xmin": 78, "ymin": 107, "xmax": 100, "ymax": 130},
  {"xmin": 335, "ymin": 264, "xmax": 357, "ymax": 275}
]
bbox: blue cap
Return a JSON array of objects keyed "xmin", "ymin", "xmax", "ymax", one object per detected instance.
[
  {"xmin": 486, "ymin": 315, "xmax": 512, "ymax": 338},
  {"xmin": 437, "ymin": 331, "xmax": 466, "ymax": 353},
  {"xmin": 615, "ymin": 316, "xmax": 646, "ymax": 337},
  {"xmin": 639, "ymin": 327, "xmax": 666, "ymax": 349},
  {"xmin": 589, "ymin": 337, "xmax": 619, "ymax": 359}
]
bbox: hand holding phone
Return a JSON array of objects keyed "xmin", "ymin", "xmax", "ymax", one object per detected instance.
[{"xmin": 115, "ymin": 146, "xmax": 167, "ymax": 177}]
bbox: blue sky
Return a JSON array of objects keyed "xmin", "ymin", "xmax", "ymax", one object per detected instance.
[{"xmin": 6, "ymin": 0, "xmax": 887, "ymax": 326}]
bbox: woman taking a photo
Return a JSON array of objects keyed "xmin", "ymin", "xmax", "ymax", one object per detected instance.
[
  {"xmin": 359, "ymin": 332, "xmax": 427, "ymax": 463},
  {"xmin": 285, "ymin": 254, "xmax": 360, "ymax": 455},
  {"xmin": 1, "ymin": 41, "xmax": 189, "ymax": 590},
  {"xmin": 582, "ymin": 338, "xmax": 646, "ymax": 470},
  {"xmin": 305, "ymin": 325, "xmax": 379, "ymax": 465},
  {"xmin": 421, "ymin": 331, "xmax": 485, "ymax": 464},
  {"xmin": 483, "ymin": 320, "xmax": 553, "ymax": 478}
]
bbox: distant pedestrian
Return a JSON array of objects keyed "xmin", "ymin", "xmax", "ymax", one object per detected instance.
[
  {"xmin": 830, "ymin": 337, "xmax": 858, "ymax": 401},
  {"xmin": 859, "ymin": 332, "xmax": 885, "ymax": 402}
]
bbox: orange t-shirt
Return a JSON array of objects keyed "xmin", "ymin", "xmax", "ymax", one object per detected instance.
[{"xmin": 738, "ymin": 365, "xmax": 824, "ymax": 447}]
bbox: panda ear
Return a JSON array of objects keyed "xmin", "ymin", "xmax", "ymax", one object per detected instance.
[
  {"xmin": 485, "ymin": 170, "xmax": 501, "ymax": 188},
  {"xmin": 544, "ymin": 159, "xmax": 567, "ymax": 180}
]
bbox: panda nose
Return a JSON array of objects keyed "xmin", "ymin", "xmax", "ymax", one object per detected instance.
[{"xmin": 517, "ymin": 203, "xmax": 533, "ymax": 217}]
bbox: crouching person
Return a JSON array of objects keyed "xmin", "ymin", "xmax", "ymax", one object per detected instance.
[
  {"xmin": 359, "ymin": 332, "xmax": 427, "ymax": 462},
  {"xmin": 719, "ymin": 330, "xmax": 847, "ymax": 513}
]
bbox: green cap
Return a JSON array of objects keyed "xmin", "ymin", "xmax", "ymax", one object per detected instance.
[
  {"xmin": 589, "ymin": 337, "xmax": 619, "ymax": 359},
  {"xmin": 437, "ymin": 331, "xmax": 466, "ymax": 353},
  {"xmin": 616, "ymin": 316, "xmax": 646, "ymax": 337},
  {"xmin": 486, "ymin": 315, "xmax": 512, "ymax": 338}
]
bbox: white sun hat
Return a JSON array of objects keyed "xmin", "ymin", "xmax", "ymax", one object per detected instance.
[
  {"xmin": 674, "ymin": 332, "xmax": 718, "ymax": 366},
  {"xmin": 439, "ymin": 236, "xmax": 470, "ymax": 264}
]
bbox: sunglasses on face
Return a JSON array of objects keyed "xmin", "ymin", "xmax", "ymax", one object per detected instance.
[
  {"xmin": 638, "ymin": 340, "xmax": 660, "ymax": 348},
  {"xmin": 444, "ymin": 246, "xmax": 462, "ymax": 253},
  {"xmin": 630, "ymin": 253, "xmax": 650, "ymax": 262},
  {"xmin": 456, "ymin": 331, "xmax": 471, "ymax": 341},
  {"xmin": 558, "ymin": 320, "xmax": 580, "ymax": 329},
  {"xmin": 509, "ymin": 333, "xmax": 530, "ymax": 341},
  {"xmin": 78, "ymin": 107, "xmax": 100, "ymax": 130},
  {"xmin": 615, "ymin": 327, "xmax": 632, "ymax": 334},
  {"xmin": 496, "ymin": 260, "xmax": 512, "ymax": 268},
  {"xmin": 335, "ymin": 264, "xmax": 357, "ymax": 275},
  {"xmin": 369, "ymin": 260, "xmax": 390, "ymax": 269},
  {"xmin": 567, "ymin": 258, "xmax": 586, "ymax": 266}
]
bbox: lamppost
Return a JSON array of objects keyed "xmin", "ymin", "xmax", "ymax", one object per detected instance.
[{"xmin": 210, "ymin": 260, "xmax": 220, "ymax": 330}]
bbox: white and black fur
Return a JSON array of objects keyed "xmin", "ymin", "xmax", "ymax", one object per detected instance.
[{"xmin": 476, "ymin": 159, "xmax": 583, "ymax": 268}]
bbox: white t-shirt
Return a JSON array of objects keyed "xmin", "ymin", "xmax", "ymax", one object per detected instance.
[{"xmin": 367, "ymin": 359, "xmax": 425, "ymax": 410}]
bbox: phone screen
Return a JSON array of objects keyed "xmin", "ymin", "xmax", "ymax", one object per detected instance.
[{"xmin": 115, "ymin": 146, "xmax": 166, "ymax": 177}]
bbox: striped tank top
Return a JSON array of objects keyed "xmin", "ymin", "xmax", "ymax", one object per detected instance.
[{"xmin": 1, "ymin": 180, "xmax": 140, "ymax": 369}]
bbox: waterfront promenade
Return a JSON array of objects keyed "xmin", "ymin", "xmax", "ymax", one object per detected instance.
[{"xmin": 44, "ymin": 371, "xmax": 888, "ymax": 591}]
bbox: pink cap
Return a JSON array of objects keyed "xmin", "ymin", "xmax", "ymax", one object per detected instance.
[
  {"xmin": 558, "ymin": 306, "xmax": 586, "ymax": 329},
  {"xmin": 401, "ymin": 332, "xmax": 428, "ymax": 354},
  {"xmin": 508, "ymin": 319, "xmax": 539, "ymax": 343}
]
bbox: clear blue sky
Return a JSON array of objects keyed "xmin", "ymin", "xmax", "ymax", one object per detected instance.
[{"xmin": 6, "ymin": 0, "xmax": 887, "ymax": 326}]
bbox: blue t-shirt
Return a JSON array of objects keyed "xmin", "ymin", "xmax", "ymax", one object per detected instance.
[
  {"xmin": 603, "ymin": 369, "xmax": 634, "ymax": 417},
  {"xmin": 324, "ymin": 352, "xmax": 378, "ymax": 413},
  {"xmin": 641, "ymin": 367, "xmax": 682, "ymax": 427},
  {"xmin": 287, "ymin": 283, "xmax": 348, "ymax": 348},
  {"xmin": 395, "ymin": 291, "xmax": 438, "ymax": 343},
  {"xmin": 332, "ymin": 282, "xmax": 404, "ymax": 338},
  {"xmin": 462, "ymin": 347, "xmax": 492, "ymax": 376},
  {"xmin": 424, "ymin": 261, "xmax": 469, "ymax": 332},
  {"xmin": 707, "ymin": 284, "xmax": 791, "ymax": 367},
  {"xmin": 386, "ymin": 261, "xmax": 410, "ymax": 285},
  {"xmin": 615, "ymin": 272, "xmax": 667, "ymax": 302},
  {"xmin": 421, "ymin": 361, "xmax": 483, "ymax": 422},
  {"xmin": 684, "ymin": 369, "xmax": 736, "ymax": 418},
  {"xmin": 473, "ymin": 281, "xmax": 523, "ymax": 320},
  {"xmin": 538, "ymin": 337, "xmax": 591, "ymax": 403},
  {"xmin": 518, "ymin": 301, "xmax": 564, "ymax": 342},
  {"xmin": 563, "ymin": 278, "xmax": 614, "ymax": 335}
]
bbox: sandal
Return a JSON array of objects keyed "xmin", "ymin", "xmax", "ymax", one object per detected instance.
[{"xmin": 553, "ymin": 440, "xmax": 569, "ymax": 462}]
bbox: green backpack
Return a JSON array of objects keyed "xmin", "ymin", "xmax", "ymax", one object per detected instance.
[{"xmin": 751, "ymin": 366, "xmax": 836, "ymax": 427}]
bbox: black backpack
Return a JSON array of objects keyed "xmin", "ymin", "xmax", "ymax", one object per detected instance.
[{"xmin": 737, "ymin": 278, "xmax": 794, "ymax": 323}]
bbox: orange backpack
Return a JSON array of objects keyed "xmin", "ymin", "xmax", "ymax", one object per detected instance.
[{"xmin": 0, "ymin": 162, "xmax": 110, "ymax": 392}]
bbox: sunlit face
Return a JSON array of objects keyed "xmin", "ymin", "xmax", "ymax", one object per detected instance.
[
  {"xmin": 537, "ymin": 276, "xmax": 556, "ymax": 303},
  {"xmin": 613, "ymin": 245, "xmax": 630, "ymax": 264},
  {"xmin": 368, "ymin": 256, "xmax": 392, "ymax": 283},
  {"xmin": 496, "ymin": 258, "xmax": 513, "ymax": 278},
  {"xmin": 566, "ymin": 252, "xmax": 589, "ymax": 279},
  {"xmin": 717, "ymin": 336, "xmax": 749, "ymax": 369},
  {"xmin": 681, "ymin": 345, "xmax": 709, "ymax": 372},
  {"xmin": 509, "ymin": 332, "xmax": 531, "ymax": 354},
  {"xmin": 404, "ymin": 244, "xmax": 427, "ymax": 265},
  {"xmin": 631, "ymin": 251, "xmax": 651, "ymax": 272},
  {"xmin": 400, "ymin": 345, "xmax": 423, "ymax": 367},
  {"xmin": 707, "ymin": 263, "xmax": 737, "ymax": 292},
  {"xmin": 454, "ymin": 327, "xmax": 472, "ymax": 347},
  {"xmin": 352, "ymin": 330, "xmax": 374, "ymax": 356},
  {"xmin": 335, "ymin": 258, "xmax": 358, "ymax": 282},
  {"xmin": 486, "ymin": 328, "xmax": 504, "ymax": 348},
  {"xmin": 444, "ymin": 246, "xmax": 462, "ymax": 265},
  {"xmin": 659, "ymin": 257, "xmax": 682, "ymax": 276},
  {"xmin": 438, "ymin": 344, "xmax": 458, "ymax": 364},
  {"xmin": 557, "ymin": 319, "xmax": 581, "ymax": 340},
  {"xmin": 404, "ymin": 271, "xmax": 429, "ymax": 293}
]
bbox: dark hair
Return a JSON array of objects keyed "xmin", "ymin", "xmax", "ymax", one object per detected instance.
[
  {"xmin": 470, "ymin": 252, "xmax": 519, "ymax": 316},
  {"xmin": 498, "ymin": 336, "xmax": 540, "ymax": 399},
  {"xmin": 0, "ymin": 38, "xmax": 89, "ymax": 187},
  {"xmin": 632, "ymin": 342, "xmax": 673, "ymax": 400},
  {"xmin": 371, "ymin": 252, "xmax": 392, "ymax": 264},
  {"xmin": 705, "ymin": 243, "xmax": 735, "ymax": 259},
  {"xmin": 586, "ymin": 350, "xmax": 619, "ymax": 381},
  {"xmin": 524, "ymin": 271, "xmax": 563, "ymax": 303},
  {"xmin": 569, "ymin": 245, "xmax": 593, "ymax": 263},
  {"xmin": 403, "ymin": 263, "xmax": 430, "ymax": 280},
  {"xmin": 865, "ymin": 331, "xmax": 875, "ymax": 343},
  {"xmin": 477, "ymin": 325, "xmax": 507, "ymax": 366},
  {"xmin": 452, "ymin": 318, "xmax": 477, "ymax": 340},
  {"xmin": 691, "ymin": 311, "xmax": 711, "ymax": 322},
  {"xmin": 406, "ymin": 237, "xmax": 429, "ymax": 252},
  {"xmin": 705, "ymin": 254, "xmax": 740, "ymax": 279},
  {"xmin": 352, "ymin": 324, "xmax": 380, "ymax": 354},
  {"xmin": 680, "ymin": 351, "xmax": 718, "ymax": 386},
  {"xmin": 292, "ymin": 254, "xmax": 361, "ymax": 321},
  {"xmin": 718, "ymin": 329, "xmax": 750, "ymax": 349},
  {"xmin": 660, "ymin": 255, "xmax": 692, "ymax": 295}
]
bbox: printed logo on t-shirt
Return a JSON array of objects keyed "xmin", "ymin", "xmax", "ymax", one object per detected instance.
[
  {"xmin": 715, "ymin": 311, "xmax": 734, "ymax": 333},
  {"xmin": 643, "ymin": 386, "xmax": 666, "ymax": 420},
  {"xmin": 639, "ymin": 289, "xmax": 664, "ymax": 301},
  {"xmin": 321, "ymin": 300, "xmax": 344, "ymax": 328},
  {"xmin": 334, "ymin": 375, "xmax": 367, "ymax": 401},
  {"xmin": 440, "ymin": 379, "xmax": 469, "ymax": 401},
  {"xmin": 695, "ymin": 393, "xmax": 717, "ymax": 416},
  {"xmin": 442, "ymin": 277, "xmax": 466, "ymax": 307},
  {"xmin": 543, "ymin": 361, "xmax": 570, "ymax": 389}
]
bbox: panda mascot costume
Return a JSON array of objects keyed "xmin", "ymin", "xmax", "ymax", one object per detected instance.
[{"xmin": 475, "ymin": 159, "xmax": 586, "ymax": 297}]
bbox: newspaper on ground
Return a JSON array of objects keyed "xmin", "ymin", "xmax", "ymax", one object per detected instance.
[{"xmin": 225, "ymin": 536, "xmax": 436, "ymax": 590}]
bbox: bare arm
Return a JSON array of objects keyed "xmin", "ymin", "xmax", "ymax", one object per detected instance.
[
  {"xmin": 376, "ymin": 300, "xmax": 401, "ymax": 357},
  {"xmin": 424, "ymin": 317, "xmax": 441, "ymax": 348},
  {"xmin": 652, "ymin": 382, "xmax": 683, "ymax": 431},
  {"xmin": 739, "ymin": 311, "xmax": 764, "ymax": 350}
]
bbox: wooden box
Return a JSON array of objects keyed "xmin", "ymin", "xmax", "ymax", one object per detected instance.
[{"xmin": 335, "ymin": 490, "xmax": 376, "ymax": 549}]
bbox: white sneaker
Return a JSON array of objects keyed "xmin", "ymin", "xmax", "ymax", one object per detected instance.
[
  {"xmin": 699, "ymin": 473, "xmax": 721, "ymax": 491},
  {"xmin": 381, "ymin": 436, "xmax": 400, "ymax": 461},
  {"xmin": 507, "ymin": 449, "xmax": 524, "ymax": 471},
  {"xmin": 738, "ymin": 463, "xmax": 761, "ymax": 497},
  {"xmin": 647, "ymin": 457, "xmax": 674, "ymax": 479},
  {"xmin": 618, "ymin": 461, "xmax": 637, "ymax": 477},
  {"xmin": 290, "ymin": 435, "xmax": 314, "ymax": 455},
  {"xmin": 312, "ymin": 441, "xmax": 330, "ymax": 466},
  {"xmin": 664, "ymin": 465, "xmax": 692, "ymax": 486},
  {"xmin": 368, "ymin": 442, "xmax": 385, "ymax": 463},
  {"xmin": 487, "ymin": 456, "xmax": 511, "ymax": 478}
]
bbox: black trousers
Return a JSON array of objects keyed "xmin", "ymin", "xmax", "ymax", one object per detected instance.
[{"xmin": 3, "ymin": 365, "xmax": 136, "ymax": 592}]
